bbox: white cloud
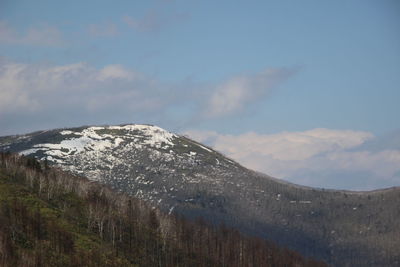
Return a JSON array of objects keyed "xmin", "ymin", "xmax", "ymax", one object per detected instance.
[
  {"xmin": 185, "ymin": 129, "xmax": 400, "ymax": 190},
  {"xmin": 97, "ymin": 64, "xmax": 138, "ymax": 81},
  {"xmin": 0, "ymin": 61, "xmax": 162, "ymax": 116},
  {"xmin": 205, "ymin": 68, "xmax": 297, "ymax": 118},
  {"xmin": 0, "ymin": 21, "xmax": 64, "ymax": 46},
  {"xmin": 0, "ymin": 62, "xmax": 40, "ymax": 113}
]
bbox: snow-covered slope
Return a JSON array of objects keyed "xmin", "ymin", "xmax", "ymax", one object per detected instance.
[
  {"xmin": 0, "ymin": 124, "xmax": 244, "ymax": 208},
  {"xmin": 1, "ymin": 124, "xmax": 399, "ymax": 267},
  {"xmin": 19, "ymin": 125, "xmax": 178, "ymax": 174}
]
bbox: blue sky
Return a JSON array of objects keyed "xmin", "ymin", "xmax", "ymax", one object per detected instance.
[{"xmin": 1, "ymin": 0, "xmax": 399, "ymax": 190}]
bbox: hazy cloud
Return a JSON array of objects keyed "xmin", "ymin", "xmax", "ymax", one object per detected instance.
[
  {"xmin": 87, "ymin": 22, "xmax": 118, "ymax": 37},
  {"xmin": 123, "ymin": 10, "xmax": 188, "ymax": 33},
  {"xmin": 96, "ymin": 64, "xmax": 139, "ymax": 81},
  {"xmin": 0, "ymin": 60, "xmax": 205, "ymax": 135},
  {"xmin": 204, "ymin": 68, "xmax": 297, "ymax": 118},
  {"xmin": 0, "ymin": 21, "xmax": 64, "ymax": 46},
  {"xmin": 0, "ymin": 61, "xmax": 170, "ymax": 120},
  {"xmin": 185, "ymin": 129, "xmax": 400, "ymax": 190},
  {"xmin": 0, "ymin": 59, "xmax": 299, "ymax": 141},
  {"xmin": 0, "ymin": 59, "xmax": 296, "ymax": 124}
]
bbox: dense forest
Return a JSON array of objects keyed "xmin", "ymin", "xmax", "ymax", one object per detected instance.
[{"xmin": 0, "ymin": 152, "xmax": 326, "ymax": 267}]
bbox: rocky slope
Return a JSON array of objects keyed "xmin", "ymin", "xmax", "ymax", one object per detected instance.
[{"xmin": 1, "ymin": 124, "xmax": 399, "ymax": 266}]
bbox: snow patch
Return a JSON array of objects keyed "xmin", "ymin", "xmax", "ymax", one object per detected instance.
[
  {"xmin": 168, "ymin": 206, "xmax": 175, "ymax": 215},
  {"xmin": 198, "ymin": 144, "xmax": 212, "ymax": 152},
  {"xmin": 109, "ymin": 124, "xmax": 177, "ymax": 148},
  {"xmin": 20, "ymin": 148, "xmax": 41, "ymax": 156},
  {"xmin": 60, "ymin": 130, "xmax": 76, "ymax": 135}
]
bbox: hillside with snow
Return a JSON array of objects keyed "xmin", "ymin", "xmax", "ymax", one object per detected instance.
[{"xmin": 1, "ymin": 124, "xmax": 399, "ymax": 266}]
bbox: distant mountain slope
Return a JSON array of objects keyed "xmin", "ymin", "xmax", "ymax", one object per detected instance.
[
  {"xmin": 1, "ymin": 153, "xmax": 325, "ymax": 267},
  {"xmin": 1, "ymin": 124, "xmax": 399, "ymax": 266}
]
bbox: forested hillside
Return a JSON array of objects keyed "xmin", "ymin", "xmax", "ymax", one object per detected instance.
[{"xmin": 0, "ymin": 152, "xmax": 325, "ymax": 267}]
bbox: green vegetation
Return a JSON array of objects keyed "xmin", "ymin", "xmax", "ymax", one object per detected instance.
[
  {"xmin": 0, "ymin": 153, "xmax": 326, "ymax": 267},
  {"xmin": 94, "ymin": 128, "xmax": 126, "ymax": 136},
  {"xmin": 0, "ymin": 157, "xmax": 133, "ymax": 266}
]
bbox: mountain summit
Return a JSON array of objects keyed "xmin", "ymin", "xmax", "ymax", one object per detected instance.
[{"xmin": 1, "ymin": 124, "xmax": 399, "ymax": 266}]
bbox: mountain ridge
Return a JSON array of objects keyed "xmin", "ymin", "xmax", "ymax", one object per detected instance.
[{"xmin": 4, "ymin": 124, "xmax": 398, "ymax": 193}]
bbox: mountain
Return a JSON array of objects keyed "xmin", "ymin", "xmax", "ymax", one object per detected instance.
[
  {"xmin": 1, "ymin": 124, "xmax": 399, "ymax": 266},
  {"xmin": 0, "ymin": 153, "xmax": 325, "ymax": 267}
]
